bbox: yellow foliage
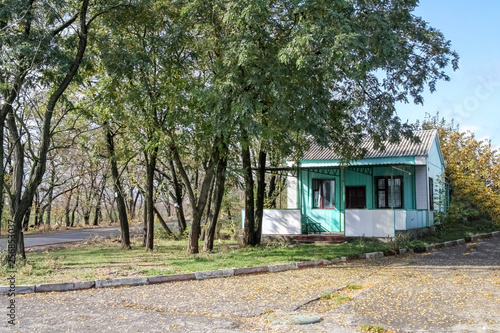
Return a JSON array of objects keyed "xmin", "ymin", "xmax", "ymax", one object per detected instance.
[{"xmin": 423, "ymin": 116, "xmax": 500, "ymax": 224}]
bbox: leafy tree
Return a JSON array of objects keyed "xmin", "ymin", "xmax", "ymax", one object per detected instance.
[
  {"xmin": 2, "ymin": 0, "xmax": 125, "ymax": 264},
  {"xmin": 421, "ymin": 114, "xmax": 500, "ymax": 224},
  {"xmin": 183, "ymin": 0, "xmax": 458, "ymax": 246}
]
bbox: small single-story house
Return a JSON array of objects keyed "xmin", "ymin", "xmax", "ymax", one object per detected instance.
[{"xmin": 246, "ymin": 129, "xmax": 448, "ymax": 238}]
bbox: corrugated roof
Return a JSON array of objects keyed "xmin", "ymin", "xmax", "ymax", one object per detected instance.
[{"xmin": 302, "ymin": 130, "xmax": 437, "ymax": 161}]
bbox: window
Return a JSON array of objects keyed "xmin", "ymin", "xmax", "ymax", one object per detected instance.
[
  {"xmin": 346, "ymin": 186, "xmax": 366, "ymax": 209},
  {"xmin": 429, "ymin": 177, "xmax": 434, "ymax": 211},
  {"xmin": 312, "ymin": 179, "xmax": 335, "ymax": 209},
  {"xmin": 376, "ymin": 176, "xmax": 403, "ymax": 209}
]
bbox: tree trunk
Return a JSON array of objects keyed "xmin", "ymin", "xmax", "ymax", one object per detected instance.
[
  {"xmin": 8, "ymin": 0, "xmax": 91, "ymax": 266},
  {"xmin": 169, "ymin": 136, "xmax": 219, "ymax": 254},
  {"xmin": 22, "ymin": 203, "xmax": 32, "ymax": 231},
  {"xmin": 153, "ymin": 205, "xmax": 175, "ymax": 237},
  {"xmin": 169, "ymin": 160, "xmax": 186, "ymax": 233},
  {"xmin": 71, "ymin": 192, "xmax": 79, "ymax": 227},
  {"xmin": 106, "ymin": 125, "xmax": 130, "ymax": 249},
  {"xmin": 204, "ymin": 156, "xmax": 227, "ymax": 252},
  {"xmin": 132, "ymin": 191, "xmax": 140, "ymax": 220},
  {"xmin": 65, "ymin": 190, "xmax": 73, "ymax": 227},
  {"xmin": 241, "ymin": 143, "xmax": 255, "ymax": 246},
  {"xmin": 45, "ymin": 160, "xmax": 56, "ymax": 226},
  {"xmin": 254, "ymin": 149, "xmax": 267, "ymax": 245},
  {"xmin": 200, "ymin": 176, "xmax": 216, "ymax": 241},
  {"xmin": 38, "ymin": 206, "xmax": 46, "ymax": 226},
  {"xmin": 142, "ymin": 192, "xmax": 147, "ymax": 247},
  {"xmin": 267, "ymin": 175, "xmax": 276, "ymax": 208},
  {"xmin": 0, "ymin": 114, "xmax": 6, "ymax": 236},
  {"xmin": 106, "ymin": 198, "xmax": 115, "ymax": 223},
  {"xmin": 83, "ymin": 212, "xmax": 90, "ymax": 225},
  {"xmin": 93, "ymin": 174, "xmax": 107, "ymax": 226},
  {"xmin": 145, "ymin": 146, "xmax": 158, "ymax": 250}
]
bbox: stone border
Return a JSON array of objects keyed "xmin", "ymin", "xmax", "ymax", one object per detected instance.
[{"xmin": 1, "ymin": 231, "xmax": 499, "ymax": 296}]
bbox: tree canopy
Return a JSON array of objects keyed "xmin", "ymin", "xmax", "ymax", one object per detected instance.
[{"xmin": 1, "ymin": 0, "xmax": 461, "ymax": 258}]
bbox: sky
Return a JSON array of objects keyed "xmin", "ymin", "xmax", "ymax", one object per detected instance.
[{"xmin": 395, "ymin": 0, "xmax": 500, "ymax": 147}]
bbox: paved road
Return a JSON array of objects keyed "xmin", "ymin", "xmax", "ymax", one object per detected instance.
[
  {"xmin": 1, "ymin": 236, "xmax": 499, "ymax": 332},
  {"xmin": 0, "ymin": 223, "xmax": 174, "ymax": 250}
]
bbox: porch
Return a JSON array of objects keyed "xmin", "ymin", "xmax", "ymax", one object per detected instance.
[{"xmin": 244, "ymin": 208, "xmax": 435, "ymax": 238}]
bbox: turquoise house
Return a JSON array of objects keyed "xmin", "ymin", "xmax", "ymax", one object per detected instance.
[{"xmin": 259, "ymin": 130, "xmax": 448, "ymax": 238}]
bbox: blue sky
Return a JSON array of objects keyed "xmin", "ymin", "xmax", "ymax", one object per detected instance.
[{"xmin": 396, "ymin": 0, "xmax": 500, "ymax": 147}]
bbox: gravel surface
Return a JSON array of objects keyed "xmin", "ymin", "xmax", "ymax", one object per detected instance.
[{"xmin": 1, "ymin": 237, "xmax": 499, "ymax": 332}]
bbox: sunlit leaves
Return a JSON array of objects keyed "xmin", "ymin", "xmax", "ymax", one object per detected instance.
[{"xmin": 422, "ymin": 115, "xmax": 500, "ymax": 224}]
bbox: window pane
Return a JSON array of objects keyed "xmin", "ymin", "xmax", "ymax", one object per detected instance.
[
  {"xmin": 313, "ymin": 190, "xmax": 320, "ymax": 208},
  {"xmin": 378, "ymin": 190, "xmax": 386, "ymax": 208},
  {"xmin": 378, "ymin": 178, "xmax": 385, "ymax": 189},
  {"xmin": 322, "ymin": 180, "xmax": 335, "ymax": 208},
  {"xmin": 429, "ymin": 178, "xmax": 434, "ymax": 211},
  {"xmin": 393, "ymin": 192, "xmax": 401, "ymax": 207},
  {"xmin": 346, "ymin": 186, "xmax": 366, "ymax": 209}
]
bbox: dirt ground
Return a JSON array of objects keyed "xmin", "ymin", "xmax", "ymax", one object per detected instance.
[{"xmin": 1, "ymin": 237, "xmax": 499, "ymax": 333}]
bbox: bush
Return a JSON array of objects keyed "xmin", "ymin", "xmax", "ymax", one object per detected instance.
[{"xmin": 386, "ymin": 233, "xmax": 414, "ymax": 252}]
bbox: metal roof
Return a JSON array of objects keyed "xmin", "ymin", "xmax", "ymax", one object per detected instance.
[{"xmin": 301, "ymin": 130, "xmax": 437, "ymax": 161}]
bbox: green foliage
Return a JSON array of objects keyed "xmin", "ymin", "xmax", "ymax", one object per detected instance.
[
  {"xmin": 387, "ymin": 233, "xmax": 413, "ymax": 251},
  {"xmin": 421, "ymin": 113, "xmax": 500, "ymax": 224},
  {"xmin": 320, "ymin": 292, "xmax": 332, "ymax": 299},
  {"xmin": 360, "ymin": 325, "xmax": 386, "ymax": 333},
  {"xmin": 346, "ymin": 284, "xmax": 362, "ymax": 290}
]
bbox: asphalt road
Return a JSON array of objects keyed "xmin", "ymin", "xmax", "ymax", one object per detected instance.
[
  {"xmin": 1, "ymin": 236, "xmax": 499, "ymax": 332},
  {"xmin": 0, "ymin": 223, "xmax": 176, "ymax": 250}
]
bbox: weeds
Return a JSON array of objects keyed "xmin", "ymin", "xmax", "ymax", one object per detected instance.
[
  {"xmin": 320, "ymin": 292, "xmax": 332, "ymax": 299},
  {"xmin": 359, "ymin": 324, "xmax": 388, "ymax": 332},
  {"xmin": 346, "ymin": 284, "xmax": 362, "ymax": 290}
]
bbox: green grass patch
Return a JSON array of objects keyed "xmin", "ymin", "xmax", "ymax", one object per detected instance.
[
  {"xmin": 359, "ymin": 324, "xmax": 387, "ymax": 333},
  {"xmin": 320, "ymin": 292, "xmax": 332, "ymax": 299},
  {"xmin": 332, "ymin": 294, "xmax": 351, "ymax": 305},
  {"xmin": 2, "ymin": 236, "xmax": 387, "ymax": 285},
  {"xmin": 346, "ymin": 284, "xmax": 362, "ymax": 290}
]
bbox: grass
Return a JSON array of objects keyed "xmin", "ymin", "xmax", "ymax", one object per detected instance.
[
  {"xmin": 1, "ymin": 236, "xmax": 387, "ymax": 285},
  {"xmin": 318, "ymin": 286, "xmax": 357, "ymax": 311},
  {"xmin": 1, "ymin": 218, "xmax": 498, "ymax": 285},
  {"xmin": 359, "ymin": 324, "xmax": 389, "ymax": 333},
  {"xmin": 320, "ymin": 292, "xmax": 332, "ymax": 299},
  {"xmin": 346, "ymin": 284, "xmax": 362, "ymax": 290},
  {"xmin": 319, "ymin": 291, "xmax": 352, "ymax": 305},
  {"xmin": 421, "ymin": 218, "xmax": 498, "ymax": 244}
]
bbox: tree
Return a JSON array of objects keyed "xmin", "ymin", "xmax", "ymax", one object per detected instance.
[
  {"xmin": 421, "ymin": 114, "xmax": 500, "ymax": 224},
  {"xmin": 182, "ymin": 0, "xmax": 458, "ymax": 246},
  {"xmin": 3, "ymin": 0, "xmax": 125, "ymax": 264}
]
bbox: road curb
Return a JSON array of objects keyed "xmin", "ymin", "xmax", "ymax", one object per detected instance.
[{"xmin": 1, "ymin": 231, "xmax": 498, "ymax": 295}]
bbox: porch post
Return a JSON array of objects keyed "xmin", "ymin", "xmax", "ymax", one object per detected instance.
[
  {"xmin": 412, "ymin": 165, "xmax": 417, "ymax": 210},
  {"xmin": 340, "ymin": 166, "xmax": 345, "ymax": 233},
  {"xmin": 390, "ymin": 166, "xmax": 394, "ymax": 209}
]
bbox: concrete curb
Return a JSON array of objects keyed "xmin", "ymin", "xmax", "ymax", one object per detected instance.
[
  {"xmin": 195, "ymin": 269, "xmax": 234, "ymax": 280},
  {"xmin": 95, "ymin": 277, "xmax": 149, "ymax": 288},
  {"xmin": 268, "ymin": 263, "xmax": 298, "ymax": 273},
  {"xmin": 149, "ymin": 273, "xmax": 196, "ymax": 284},
  {"xmin": 1, "ymin": 230, "xmax": 498, "ymax": 296}
]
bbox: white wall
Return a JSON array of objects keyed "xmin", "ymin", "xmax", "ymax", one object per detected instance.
[
  {"xmin": 345, "ymin": 210, "xmax": 395, "ymax": 237},
  {"xmin": 262, "ymin": 210, "xmax": 301, "ymax": 235},
  {"xmin": 287, "ymin": 174, "xmax": 298, "ymax": 209},
  {"xmin": 415, "ymin": 165, "xmax": 428, "ymax": 210},
  {"xmin": 427, "ymin": 137, "xmax": 446, "ymax": 215},
  {"xmin": 242, "ymin": 209, "xmax": 302, "ymax": 235}
]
